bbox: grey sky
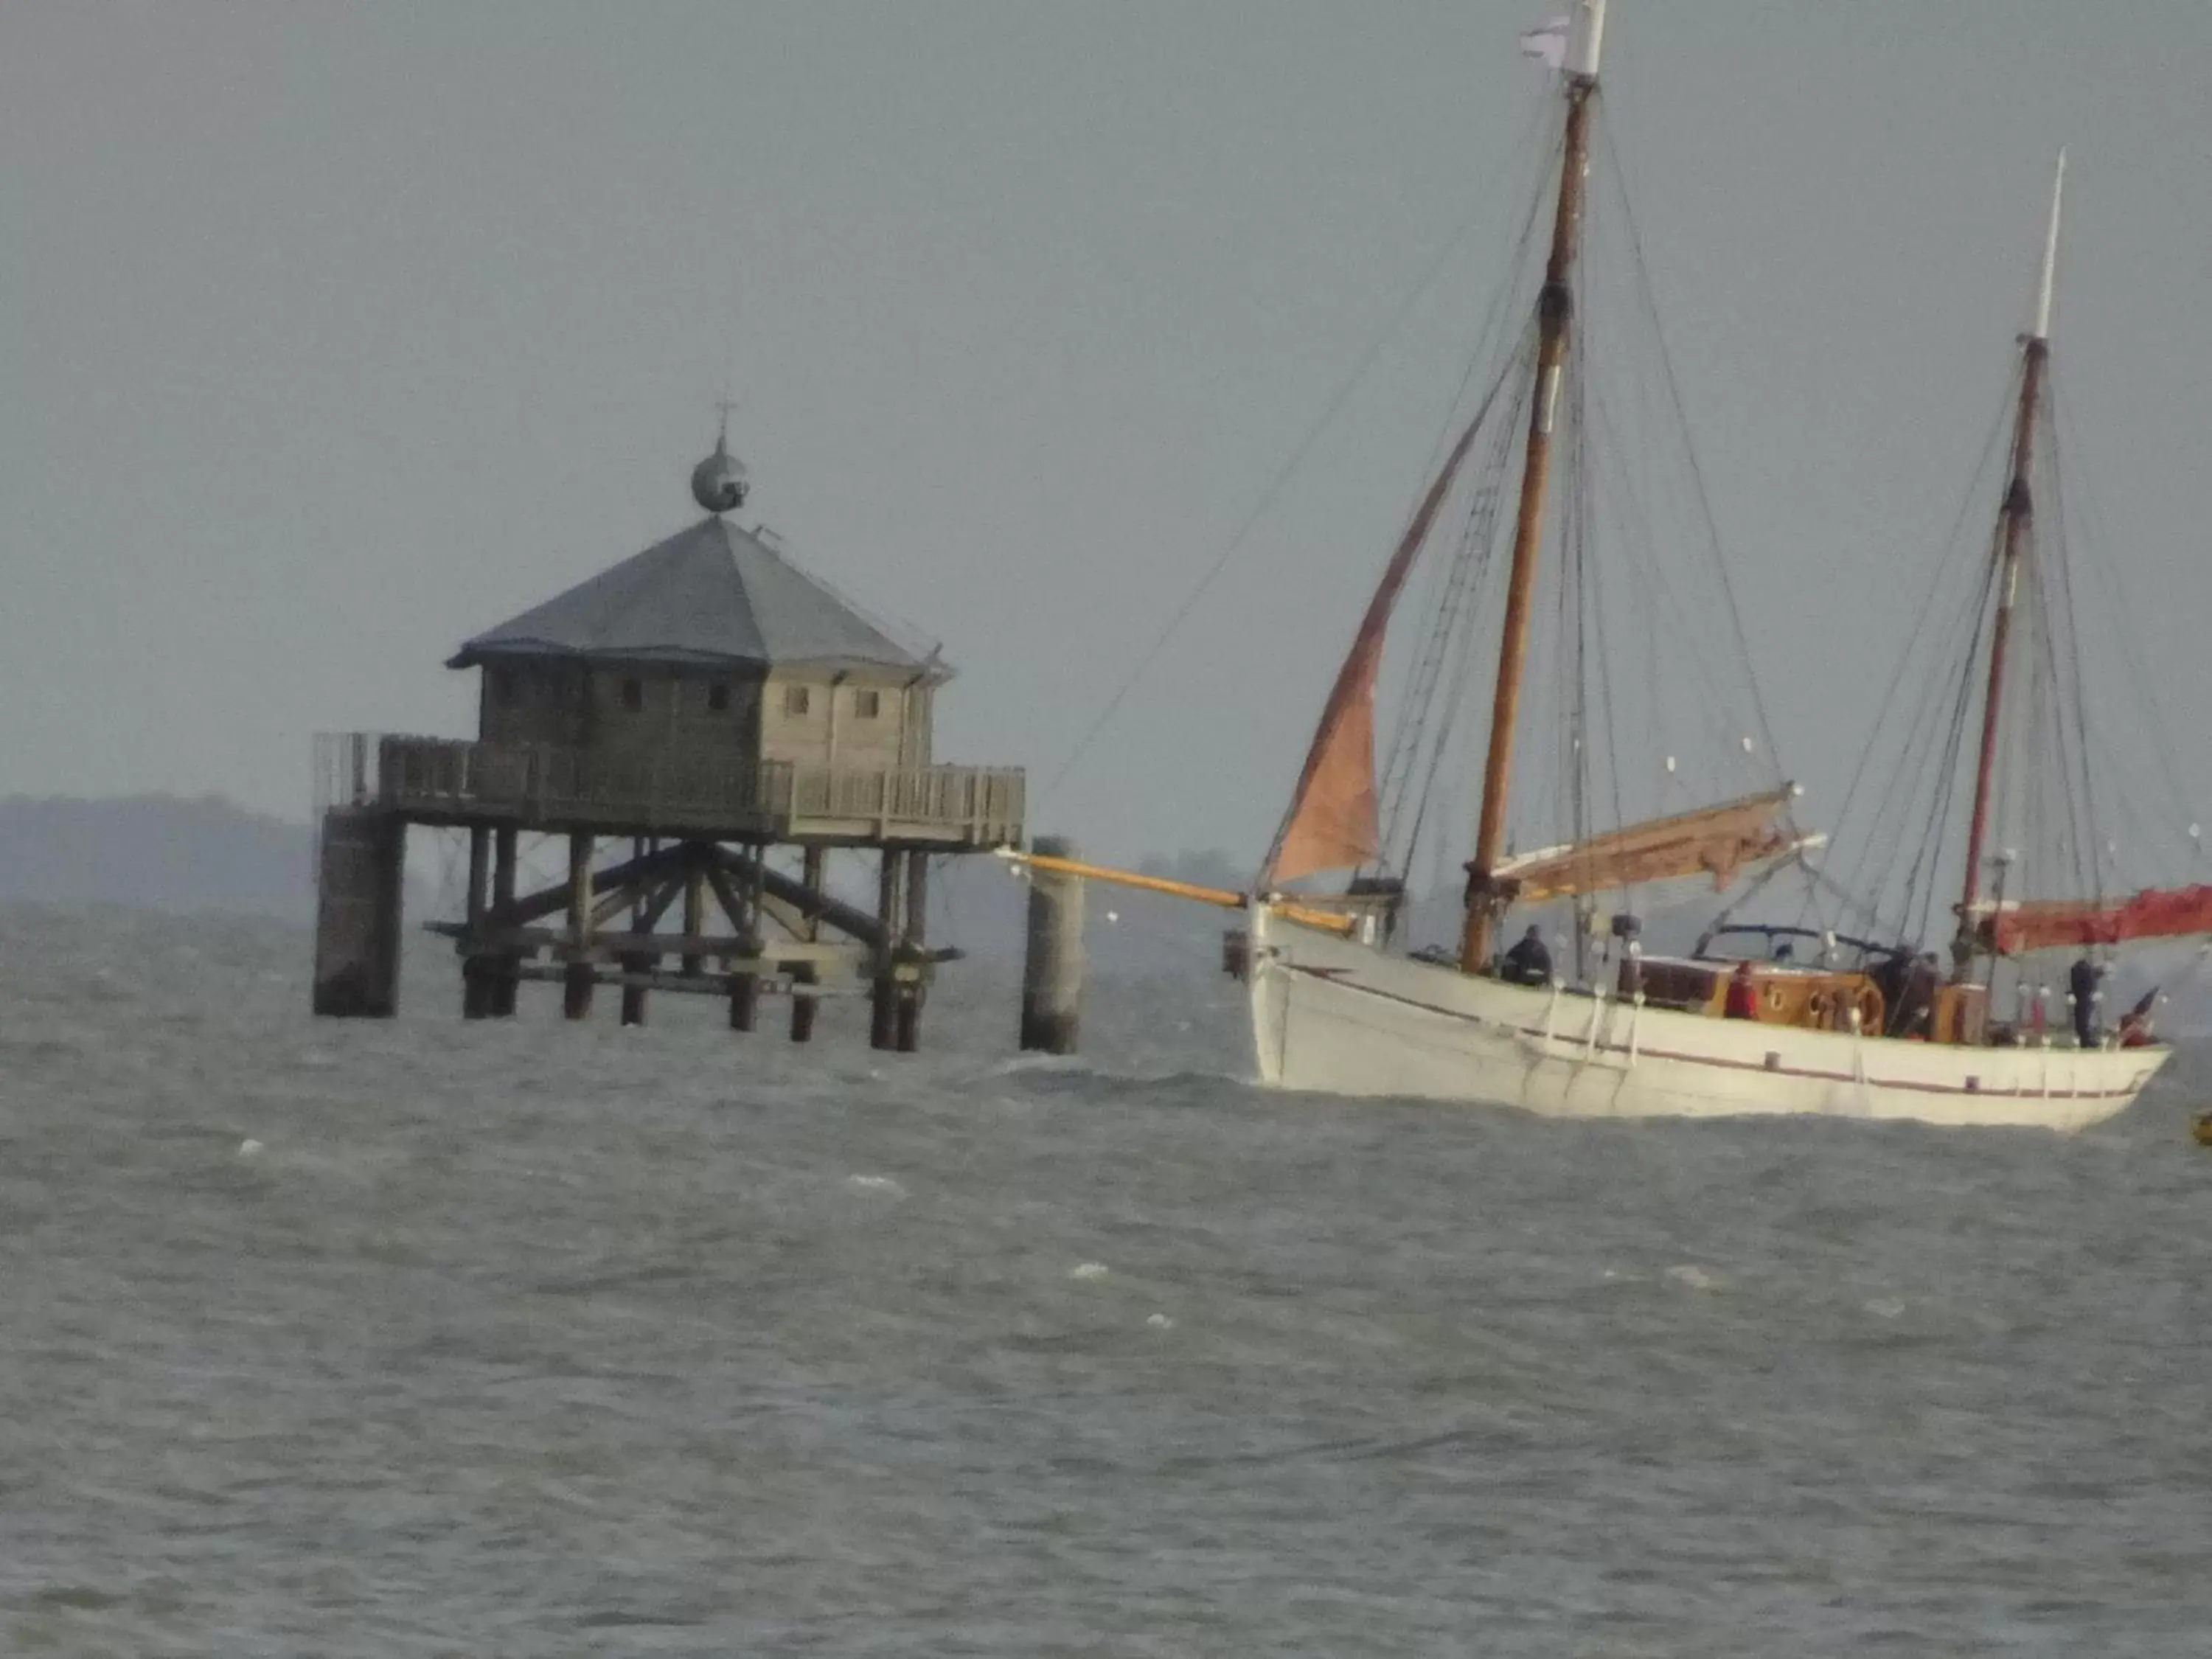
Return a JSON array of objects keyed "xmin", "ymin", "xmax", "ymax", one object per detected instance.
[{"xmin": 4, "ymin": 1, "xmax": 2208, "ymax": 866}]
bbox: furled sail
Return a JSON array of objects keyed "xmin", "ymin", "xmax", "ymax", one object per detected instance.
[
  {"xmin": 1486, "ymin": 787, "xmax": 1803, "ymax": 902},
  {"xmin": 1262, "ymin": 411, "xmax": 1491, "ymax": 886},
  {"xmin": 1979, "ymin": 886, "xmax": 2212, "ymax": 954}
]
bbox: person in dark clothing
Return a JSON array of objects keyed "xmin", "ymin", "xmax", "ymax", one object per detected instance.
[
  {"xmin": 1893, "ymin": 953, "xmax": 1939, "ymax": 1037},
  {"xmin": 2068, "ymin": 955, "xmax": 2100, "ymax": 1047},
  {"xmin": 1871, "ymin": 952, "xmax": 1912, "ymax": 1033},
  {"xmin": 1502, "ymin": 925, "xmax": 1552, "ymax": 986}
]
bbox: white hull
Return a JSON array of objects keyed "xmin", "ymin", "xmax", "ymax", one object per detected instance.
[{"xmin": 1248, "ymin": 908, "xmax": 2166, "ymax": 1130}]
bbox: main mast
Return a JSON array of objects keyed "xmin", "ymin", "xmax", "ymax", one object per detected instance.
[
  {"xmin": 1953, "ymin": 152, "xmax": 2065, "ymax": 980},
  {"xmin": 1461, "ymin": 0, "xmax": 1606, "ymax": 973}
]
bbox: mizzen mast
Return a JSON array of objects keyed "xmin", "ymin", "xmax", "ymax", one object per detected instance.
[
  {"xmin": 1953, "ymin": 150, "xmax": 2065, "ymax": 979},
  {"xmin": 1461, "ymin": 0, "xmax": 1607, "ymax": 973}
]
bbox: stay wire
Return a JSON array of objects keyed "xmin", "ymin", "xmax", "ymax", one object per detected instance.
[
  {"xmin": 1818, "ymin": 378, "xmax": 2016, "ymax": 928},
  {"xmin": 1035, "ymin": 94, "xmax": 1557, "ymax": 815},
  {"xmin": 2053, "ymin": 378, "xmax": 2204, "ymax": 861},
  {"xmin": 1599, "ymin": 115, "xmax": 1784, "ymax": 785}
]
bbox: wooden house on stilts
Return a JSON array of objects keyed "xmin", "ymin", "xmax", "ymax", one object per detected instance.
[{"xmin": 312, "ymin": 425, "xmax": 1025, "ymax": 1048}]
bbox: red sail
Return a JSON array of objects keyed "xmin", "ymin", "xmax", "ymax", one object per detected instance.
[
  {"xmin": 1264, "ymin": 409, "xmax": 1491, "ymax": 886},
  {"xmin": 1986, "ymin": 886, "xmax": 2212, "ymax": 953}
]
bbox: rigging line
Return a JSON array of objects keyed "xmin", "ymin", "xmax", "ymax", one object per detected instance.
[
  {"xmin": 1383, "ymin": 481, "xmax": 1496, "ymax": 862},
  {"xmin": 1911, "ymin": 573, "xmax": 1996, "ymax": 942},
  {"xmin": 1579, "ymin": 428, "xmax": 1638, "ymax": 914},
  {"xmin": 1579, "ymin": 380, "xmax": 1759, "ymax": 771},
  {"xmin": 2053, "ymin": 380, "xmax": 2204, "ymax": 855},
  {"xmin": 1400, "ymin": 111, "xmax": 1558, "ymax": 515},
  {"xmin": 2034, "ymin": 389, "xmax": 2105, "ymax": 901},
  {"xmin": 1598, "ymin": 114, "xmax": 1784, "ymax": 777},
  {"xmin": 2042, "ymin": 412, "xmax": 2174, "ymax": 899},
  {"xmin": 2031, "ymin": 485, "xmax": 2101, "ymax": 901},
  {"xmin": 2023, "ymin": 552, "xmax": 2081, "ymax": 900},
  {"xmin": 1369, "ymin": 157, "xmax": 1551, "ymax": 744},
  {"xmin": 1865, "ymin": 524, "xmax": 2003, "ymax": 847},
  {"xmin": 1385, "ymin": 105, "xmax": 1599, "ymax": 881},
  {"xmin": 1372, "ymin": 169, "xmax": 1559, "ymax": 877},
  {"xmin": 1571, "ymin": 209, "xmax": 1663, "ymax": 856},
  {"xmin": 1569, "ymin": 342, "xmax": 1634, "ymax": 911},
  {"xmin": 1803, "ymin": 846, "xmax": 1907, "ymax": 941},
  {"xmin": 1376, "ymin": 340, "xmax": 1531, "ymax": 846},
  {"xmin": 1037, "ymin": 95, "xmax": 1557, "ymax": 815},
  {"xmin": 1823, "ymin": 383, "xmax": 2017, "ymax": 883},
  {"xmin": 1394, "ymin": 365, "xmax": 1533, "ymax": 877},
  {"xmin": 1574, "ymin": 205, "xmax": 1772, "ymax": 789},
  {"xmin": 1567, "ymin": 351, "xmax": 1593, "ymax": 849},
  {"xmin": 1881, "ymin": 539, "xmax": 1999, "ymax": 943}
]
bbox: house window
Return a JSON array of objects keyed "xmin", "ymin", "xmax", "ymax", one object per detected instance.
[
  {"xmin": 783, "ymin": 684, "xmax": 811, "ymax": 717},
  {"xmin": 707, "ymin": 681, "xmax": 731, "ymax": 713},
  {"xmin": 855, "ymin": 689, "xmax": 882, "ymax": 719},
  {"xmin": 491, "ymin": 668, "xmax": 518, "ymax": 707},
  {"xmin": 620, "ymin": 677, "xmax": 644, "ymax": 712}
]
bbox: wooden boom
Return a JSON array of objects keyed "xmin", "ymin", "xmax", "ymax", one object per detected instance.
[{"xmin": 992, "ymin": 849, "xmax": 1358, "ymax": 936}]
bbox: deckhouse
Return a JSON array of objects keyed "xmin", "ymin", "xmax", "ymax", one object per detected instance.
[{"xmin": 311, "ymin": 424, "xmax": 1023, "ymax": 1048}]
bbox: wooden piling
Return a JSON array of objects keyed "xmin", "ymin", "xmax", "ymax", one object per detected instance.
[
  {"xmin": 896, "ymin": 849, "xmax": 929, "ymax": 1052},
  {"xmin": 312, "ymin": 806, "xmax": 406, "ymax": 1018},
  {"xmin": 619, "ymin": 836, "xmax": 650, "ymax": 1027},
  {"xmin": 869, "ymin": 847, "xmax": 903, "ymax": 1051},
  {"xmin": 462, "ymin": 824, "xmax": 493, "ymax": 1018},
  {"xmin": 1020, "ymin": 834, "xmax": 1085, "ymax": 1054},
  {"xmin": 727, "ymin": 842, "xmax": 760, "ymax": 1032},
  {"xmin": 790, "ymin": 844, "xmax": 824, "ymax": 1043},
  {"xmin": 490, "ymin": 825, "xmax": 520, "ymax": 1015},
  {"xmin": 728, "ymin": 967, "xmax": 759, "ymax": 1032},
  {"xmin": 563, "ymin": 832, "xmax": 595, "ymax": 1020}
]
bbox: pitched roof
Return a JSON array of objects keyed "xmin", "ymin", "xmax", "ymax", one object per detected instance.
[{"xmin": 448, "ymin": 516, "xmax": 943, "ymax": 679}]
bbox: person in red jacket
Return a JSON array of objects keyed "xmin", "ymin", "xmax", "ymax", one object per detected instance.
[{"xmin": 1724, "ymin": 960, "xmax": 1758, "ymax": 1020}]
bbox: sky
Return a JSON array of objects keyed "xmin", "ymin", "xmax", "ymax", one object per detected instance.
[{"xmin": 4, "ymin": 1, "xmax": 2210, "ymax": 869}]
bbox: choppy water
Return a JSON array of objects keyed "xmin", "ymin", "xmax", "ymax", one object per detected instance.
[{"xmin": 4, "ymin": 905, "xmax": 2211, "ymax": 1655}]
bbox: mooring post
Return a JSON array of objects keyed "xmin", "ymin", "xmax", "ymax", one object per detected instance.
[
  {"xmin": 619, "ymin": 835, "xmax": 650, "ymax": 1027},
  {"xmin": 869, "ymin": 846, "xmax": 904, "ymax": 1051},
  {"xmin": 312, "ymin": 806, "xmax": 406, "ymax": 1017},
  {"xmin": 462, "ymin": 823, "xmax": 493, "ymax": 1018},
  {"xmin": 790, "ymin": 844, "xmax": 824, "ymax": 1043},
  {"xmin": 728, "ymin": 843, "xmax": 760, "ymax": 1034},
  {"xmin": 896, "ymin": 849, "xmax": 930, "ymax": 1052},
  {"xmin": 563, "ymin": 832, "xmax": 595, "ymax": 1020},
  {"xmin": 1020, "ymin": 834, "xmax": 1085, "ymax": 1054},
  {"xmin": 489, "ymin": 824, "xmax": 520, "ymax": 1016}
]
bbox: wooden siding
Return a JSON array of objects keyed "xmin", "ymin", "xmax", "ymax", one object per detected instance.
[
  {"xmin": 759, "ymin": 672, "xmax": 930, "ymax": 769},
  {"xmin": 477, "ymin": 663, "xmax": 587, "ymax": 747},
  {"xmin": 477, "ymin": 665, "xmax": 764, "ymax": 764}
]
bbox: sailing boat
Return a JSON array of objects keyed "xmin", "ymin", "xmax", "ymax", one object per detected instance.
[{"xmin": 1012, "ymin": 0, "xmax": 2203, "ymax": 1127}]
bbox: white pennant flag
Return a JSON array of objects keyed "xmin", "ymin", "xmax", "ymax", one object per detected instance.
[{"xmin": 1519, "ymin": 15, "xmax": 1570, "ymax": 70}]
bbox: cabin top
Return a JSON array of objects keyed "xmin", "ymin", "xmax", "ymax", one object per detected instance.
[
  {"xmin": 448, "ymin": 514, "xmax": 944, "ymax": 684},
  {"xmin": 449, "ymin": 430, "xmax": 947, "ymax": 685}
]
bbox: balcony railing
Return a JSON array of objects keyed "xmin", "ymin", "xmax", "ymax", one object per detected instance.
[{"xmin": 316, "ymin": 733, "xmax": 1025, "ymax": 846}]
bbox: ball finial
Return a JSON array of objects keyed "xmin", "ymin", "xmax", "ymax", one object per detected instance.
[{"xmin": 692, "ymin": 400, "xmax": 750, "ymax": 513}]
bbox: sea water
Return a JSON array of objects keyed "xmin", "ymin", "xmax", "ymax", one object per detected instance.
[{"xmin": 2, "ymin": 906, "xmax": 2208, "ymax": 1655}]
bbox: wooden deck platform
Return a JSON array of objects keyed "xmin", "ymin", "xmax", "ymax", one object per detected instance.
[{"xmin": 320, "ymin": 733, "xmax": 1024, "ymax": 847}]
